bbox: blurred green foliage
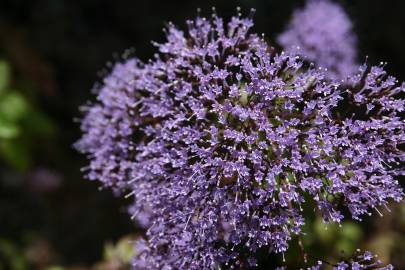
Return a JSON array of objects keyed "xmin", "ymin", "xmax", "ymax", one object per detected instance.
[
  {"xmin": 44, "ymin": 235, "xmax": 136, "ymax": 270},
  {"xmin": 0, "ymin": 61, "xmax": 10, "ymax": 94},
  {"xmin": 0, "ymin": 60, "xmax": 54, "ymax": 170},
  {"xmin": 103, "ymin": 235, "xmax": 135, "ymax": 265},
  {"xmin": 0, "ymin": 238, "xmax": 27, "ymax": 270}
]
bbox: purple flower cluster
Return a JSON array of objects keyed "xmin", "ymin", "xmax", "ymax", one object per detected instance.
[
  {"xmin": 303, "ymin": 250, "xmax": 393, "ymax": 270},
  {"xmin": 278, "ymin": 0, "xmax": 358, "ymax": 79},
  {"xmin": 77, "ymin": 10, "xmax": 404, "ymax": 269},
  {"xmin": 76, "ymin": 58, "xmax": 146, "ymax": 191}
]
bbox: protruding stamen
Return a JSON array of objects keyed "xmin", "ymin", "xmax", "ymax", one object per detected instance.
[{"xmin": 125, "ymin": 190, "xmax": 136, "ymax": 199}]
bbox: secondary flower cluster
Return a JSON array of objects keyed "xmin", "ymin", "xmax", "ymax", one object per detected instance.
[
  {"xmin": 273, "ymin": 250, "xmax": 393, "ymax": 270},
  {"xmin": 305, "ymin": 250, "xmax": 394, "ymax": 270},
  {"xmin": 278, "ymin": 0, "xmax": 358, "ymax": 79},
  {"xmin": 77, "ymin": 8, "xmax": 404, "ymax": 270}
]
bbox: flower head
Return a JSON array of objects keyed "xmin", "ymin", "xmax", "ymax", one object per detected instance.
[
  {"xmin": 278, "ymin": 0, "xmax": 358, "ymax": 79},
  {"xmin": 77, "ymin": 10, "xmax": 404, "ymax": 269}
]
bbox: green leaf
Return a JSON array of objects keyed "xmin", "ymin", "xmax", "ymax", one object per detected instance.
[
  {"xmin": 0, "ymin": 116, "xmax": 20, "ymax": 139},
  {"xmin": 314, "ymin": 217, "xmax": 338, "ymax": 243},
  {"xmin": 116, "ymin": 236, "xmax": 136, "ymax": 262},
  {"xmin": 0, "ymin": 60, "xmax": 10, "ymax": 93},
  {"xmin": 287, "ymin": 172, "xmax": 295, "ymax": 182},
  {"xmin": 0, "ymin": 238, "xmax": 27, "ymax": 270},
  {"xmin": 339, "ymin": 221, "xmax": 362, "ymax": 241},
  {"xmin": 335, "ymin": 238, "xmax": 356, "ymax": 255},
  {"xmin": 0, "ymin": 92, "xmax": 29, "ymax": 121},
  {"xmin": 0, "ymin": 139, "xmax": 31, "ymax": 170},
  {"xmin": 22, "ymin": 109, "xmax": 55, "ymax": 136}
]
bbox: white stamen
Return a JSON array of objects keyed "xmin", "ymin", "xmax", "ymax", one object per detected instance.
[{"xmin": 125, "ymin": 190, "xmax": 136, "ymax": 199}]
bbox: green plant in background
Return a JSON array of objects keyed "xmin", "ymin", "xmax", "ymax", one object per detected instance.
[
  {"xmin": 45, "ymin": 235, "xmax": 137, "ymax": 270},
  {"xmin": 0, "ymin": 60, "xmax": 54, "ymax": 170},
  {"xmin": 0, "ymin": 238, "xmax": 28, "ymax": 270},
  {"xmin": 103, "ymin": 235, "xmax": 136, "ymax": 266},
  {"xmin": 312, "ymin": 218, "xmax": 364, "ymax": 261}
]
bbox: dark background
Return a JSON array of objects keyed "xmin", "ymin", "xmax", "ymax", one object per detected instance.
[{"xmin": 0, "ymin": 0, "xmax": 404, "ymax": 269}]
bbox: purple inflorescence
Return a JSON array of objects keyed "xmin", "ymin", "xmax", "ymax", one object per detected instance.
[
  {"xmin": 305, "ymin": 250, "xmax": 394, "ymax": 270},
  {"xmin": 274, "ymin": 250, "xmax": 393, "ymax": 270},
  {"xmin": 278, "ymin": 0, "xmax": 358, "ymax": 79},
  {"xmin": 76, "ymin": 58, "xmax": 146, "ymax": 192},
  {"xmin": 77, "ymin": 10, "xmax": 404, "ymax": 269}
]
